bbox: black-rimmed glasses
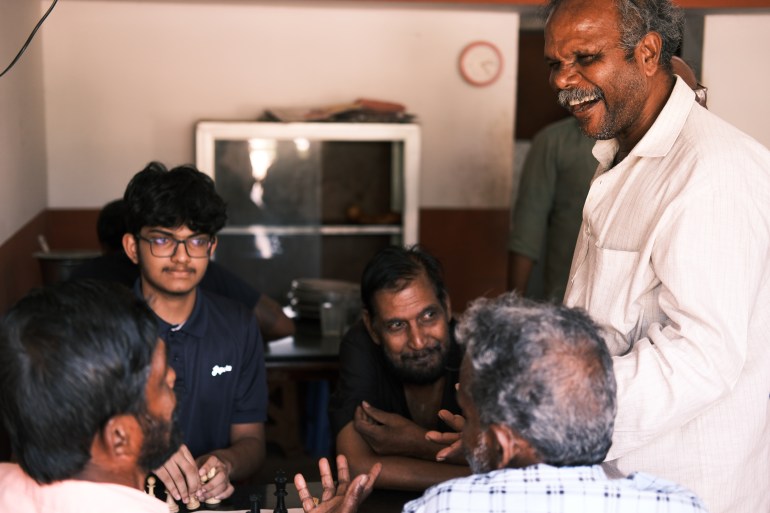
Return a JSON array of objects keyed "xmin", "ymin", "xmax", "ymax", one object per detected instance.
[{"xmin": 137, "ymin": 234, "xmax": 213, "ymax": 258}]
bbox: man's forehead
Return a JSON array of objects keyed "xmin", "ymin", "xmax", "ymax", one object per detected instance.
[
  {"xmin": 545, "ymin": 0, "xmax": 620, "ymax": 55},
  {"xmin": 145, "ymin": 225, "xmax": 196, "ymax": 235},
  {"xmin": 373, "ymin": 274, "xmax": 439, "ymax": 311}
]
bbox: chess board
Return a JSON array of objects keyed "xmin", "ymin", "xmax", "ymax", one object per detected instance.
[{"xmin": 144, "ymin": 473, "xmax": 318, "ymax": 512}]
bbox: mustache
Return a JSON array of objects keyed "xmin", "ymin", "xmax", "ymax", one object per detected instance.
[
  {"xmin": 400, "ymin": 343, "xmax": 442, "ymax": 362},
  {"xmin": 557, "ymin": 86, "xmax": 604, "ymax": 109},
  {"xmin": 163, "ymin": 267, "xmax": 195, "ymax": 273}
]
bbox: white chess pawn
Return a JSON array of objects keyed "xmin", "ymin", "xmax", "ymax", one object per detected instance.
[
  {"xmin": 187, "ymin": 495, "xmax": 201, "ymax": 511},
  {"xmin": 146, "ymin": 475, "xmax": 156, "ymax": 497},
  {"xmin": 201, "ymin": 467, "xmax": 221, "ymax": 505},
  {"xmin": 165, "ymin": 490, "xmax": 179, "ymax": 513}
]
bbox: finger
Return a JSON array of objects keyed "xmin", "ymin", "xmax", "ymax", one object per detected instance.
[
  {"xmin": 197, "ymin": 456, "xmax": 218, "ymax": 481},
  {"xmin": 219, "ymin": 482, "xmax": 235, "ymax": 500},
  {"xmin": 200, "ymin": 467, "xmax": 230, "ymax": 500},
  {"xmin": 319, "ymin": 457, "xmax": 337, "ymax": 502},
  {"xmin": 425, "ymin": 430, "xmax": 461, "ymax": 444},
  {"xmin": 436, "ymin": 440, "xmax": 463, "ymax": 462},
  {"xmin": 293, "ymin": 472, "xmax": 317, "ymax": 513},
  {"xmin": 425, "ymin": 430, "xmax": 448, "ymax": 442},
  {"xmin": 437, "ymin": 410, "xmax": 465, "ymax": 431},
  {"xmin": 335, "ymin": 454, "xmax": 351, "ymax": 484},
  {"xmin": 154, "ymin": 446, "xmax": 199, "ymax": 501},
  {"xmin": 353, "ymin": 417, "xmax": 377, "ymax": 438},
  {"xmin": 360, "ymin": 401, "xmax": 389, "ymax": 424},
  {"xmin": 361, "ymin": 462, "xmax": 382, "ymax": 497},
  {"xmin": 338, "ymin": 463, "xmax": 382, "ymax": 511},
  {"xmin": 354, "ymin": 404, "xmax": 374, "ymax": 424},
  {"xmin": 333, "ymin": 454, "xmax": 351, "ymax": 498}
]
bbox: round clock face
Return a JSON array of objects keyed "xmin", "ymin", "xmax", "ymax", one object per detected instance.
[{"xmin": 459, "ymin": 41, "xmax": 503, "ymax": 87}]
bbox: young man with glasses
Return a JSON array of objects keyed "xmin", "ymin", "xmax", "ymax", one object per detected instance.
[{"xmin": 122, "ymin": 162, "xmax": 267, "ymax": 508}]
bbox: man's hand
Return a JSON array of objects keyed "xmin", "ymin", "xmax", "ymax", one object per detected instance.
[
  {"xmin": 425, "ymin": 409, "xmax": 466, "ymax": 464},
  {"xmin": 196, "ymin": 454, "xmax": 235, "ymax": 501},
  {"xmin": 353, "ymin": 401, "xmax": 435, "ymax": 460},
  {"xmin": 154, "ymin": 444, "xmax": 200, "ymax": 503},
  {"xmin": 294, "ymin": 455, "xmax": 381, "ymax": 513}
]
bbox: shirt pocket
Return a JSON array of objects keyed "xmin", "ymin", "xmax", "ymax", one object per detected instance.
[{"xmin": 585, "ymin": 246, "xmax": 655, "ymax": 354}]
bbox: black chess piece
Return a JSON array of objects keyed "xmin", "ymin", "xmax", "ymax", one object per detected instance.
[
  {"xmin": 273, "ymin": 471, "xmax": 288, "ymax": 513},
  {"xmin": 249, "ymin": 493, "xmax": 261, "ymax": 513}
]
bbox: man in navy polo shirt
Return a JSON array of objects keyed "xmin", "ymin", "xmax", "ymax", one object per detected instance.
[{"xmin": 122, "ymin": 162, "xmax": 267, "ymax": 506}]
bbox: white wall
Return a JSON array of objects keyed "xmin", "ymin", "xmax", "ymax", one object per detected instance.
[
  {"xmin": 42, "ymin": 1, "xmax": 519, "ymax": 210},
  {"xmin": 0, "ymin": 0, "xmax": 48, "ymax": 245},
  {"xmin": 702, "ymin": 13, "xmax": 770, "ymax": 149}
]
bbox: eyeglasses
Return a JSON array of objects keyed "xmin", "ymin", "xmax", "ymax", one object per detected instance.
[{"xmin": 137, "ymin": 234, "xmax": 213, "ymax": 258}]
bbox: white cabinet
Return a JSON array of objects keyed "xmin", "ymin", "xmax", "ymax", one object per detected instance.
[{"xmin": 196, "ymin": 122, "xmax": 420, "ymax": 302}]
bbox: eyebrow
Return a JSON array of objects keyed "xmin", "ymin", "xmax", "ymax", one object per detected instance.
[
  {"xmin": 146, "ymin": 228, "xmax": 204, "ymax": 237},
  {"xmin": 383, "ymin": 304, "xmax": 440, "ymax": 323}
]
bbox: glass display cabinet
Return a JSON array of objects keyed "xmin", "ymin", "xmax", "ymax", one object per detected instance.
[{"xmin": 195, "ymin": 121, "xmax": 421, "ymax": 303}]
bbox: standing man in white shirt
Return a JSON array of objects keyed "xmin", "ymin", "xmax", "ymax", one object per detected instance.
[{"xmin": 544, "ymin": 0, "xmax": 770, "ymax": 512}]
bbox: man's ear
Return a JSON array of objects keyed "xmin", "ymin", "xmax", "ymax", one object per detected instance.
[
  {"xmin": 488, "ymin": 423, "xmax": 539, "ymax": 469},
  {"xmin": 209, "ymin": 235, "xmax": 218, "ymax": 258},
  {"xmin": 123, "ymin": 233, "xmax": 140, "ymax": 264},
  {"xmin": 636, "ymin": 31, "xmax": 662, "ymax": 76},
  {"xmin": 362, "ymin": 310, "xmax": 381, "ymax": 346},
  {"xmin": 92, "ymin": 414, "xmax": 143, "ymax": 465}
]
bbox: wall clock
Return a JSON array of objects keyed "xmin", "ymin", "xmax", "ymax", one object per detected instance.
[{"xmin": 458, "ymin": 41, "xmax": 503, "ymax": 87}]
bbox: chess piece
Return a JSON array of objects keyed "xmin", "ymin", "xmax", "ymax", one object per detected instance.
[
  {"xmin": 146, "ymin": 475, "xmax": 156, "ymax": 497},
  {"xmin": 201, "ymin": 467, "xmax": 221, "ymax": 505},
  {"xmin": 165, "ymin": 491, "xmax": 179, "ymax": 513},
  {"xmin": 273, "ymin": 471, "xmax": 288, "ymax": 513},
  {"xmin": 249, "ymin": 494, "xmax": 261, "ymax": 513},
  {"xmin": 187, "ymin": 495, "xmax": 201, "ymax": 511}
]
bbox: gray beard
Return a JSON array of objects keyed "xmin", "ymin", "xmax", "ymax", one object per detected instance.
[{"xmin": 465, "ymin": 432, "xmax": 496, "ymax": 474}]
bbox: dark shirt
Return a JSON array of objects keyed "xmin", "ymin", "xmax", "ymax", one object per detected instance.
[
  {"xmin": 328, "ymin": 319, "xmax": 462, "ymax": 437},
  {"xmin": 71, "ymin": 253, "xmax": 261, "ymax": 309},
  {"xmin": 137, "ymin": 283, "xmax": 268, "ymax": 458}
]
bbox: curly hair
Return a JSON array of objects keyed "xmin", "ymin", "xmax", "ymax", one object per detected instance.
[{"xmin": 123, "ymin": 161, "xmax": 227, "ymax": 236}]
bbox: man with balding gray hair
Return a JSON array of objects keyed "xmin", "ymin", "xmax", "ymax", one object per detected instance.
[{"xmin": 405, "ymin": 293, "xmax": 707, "ymax": 513}]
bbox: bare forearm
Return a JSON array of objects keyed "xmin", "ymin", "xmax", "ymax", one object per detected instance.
[
  {"xmin": 209, "ymin": 435, "xmax": 265, "ymax": 481},
  {"xmin": 338, "ymin": 422, "xmax": 468, "ymax": 492},
  {"xmin": 508, "ymin": 252, "xmax": 535, "ymax": 293},
  {"xmin": 348, "ymin": 452, "xmax": 468, "ymax": 491},
  {"xmin": 254, "ymin": 296, "xmax": 295, "ymax": 341}
]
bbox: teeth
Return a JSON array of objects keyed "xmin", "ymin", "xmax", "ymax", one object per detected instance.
[{"xmin": 569, "ymin": 94, "xmax": 598, "ymax": 106}]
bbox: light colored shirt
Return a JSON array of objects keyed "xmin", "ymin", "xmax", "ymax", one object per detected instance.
[
  {"xmin": 402, "ymin": 463, "xmax": 707, "ymax": 513},
  {"xmin": 565, "ymin": 76, "xmax": 770, "ymax": 513},
  {"xmin": 0, "ymin": 463, "xmax": 167, "ymax": 513}
]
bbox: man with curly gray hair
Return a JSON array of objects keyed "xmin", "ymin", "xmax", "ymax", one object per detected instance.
[{"xmin": 401, "ymin": 292, "xmax": 706, "ymax": 513}]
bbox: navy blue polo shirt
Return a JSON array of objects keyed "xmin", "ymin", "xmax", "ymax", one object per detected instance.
[{"xmin": 135, "ymin": 282, "xmax": 267, "ymax": 458}]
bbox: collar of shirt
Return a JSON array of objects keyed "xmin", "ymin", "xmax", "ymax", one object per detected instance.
[
  {"xmin": 132, "ymin": 280, "xmax": 208, "ymax": 340},
  {"xmin": 592, "ymin": 76, "xmax": 697, "ymax": 168}
]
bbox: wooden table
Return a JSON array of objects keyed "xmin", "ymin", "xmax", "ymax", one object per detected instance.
[{"xmin": 264, "ymin": 321, "xmax": 341, "ymax": 457}]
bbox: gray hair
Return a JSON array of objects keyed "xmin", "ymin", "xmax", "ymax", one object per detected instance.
[
  {"xmin": 544, "ymin": 0, "xmax": 684, "ymax": 70},
  {"xmin": 456, "ymin": 292, "xmax": 616, "ymax": 466}
]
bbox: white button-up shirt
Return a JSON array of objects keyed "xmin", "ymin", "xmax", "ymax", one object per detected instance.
[{"xmin": 565, "ymin": 77, "xmax": 770, "ymax": 513}]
